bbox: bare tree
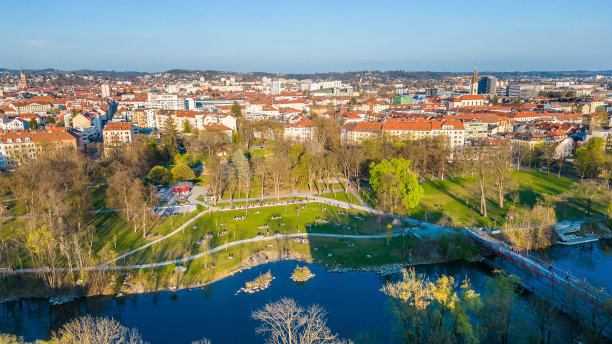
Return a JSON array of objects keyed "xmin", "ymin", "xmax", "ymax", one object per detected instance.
[
  {"xmin": 53, "ymin": 315, "xmax": 147, "ymax": 344},
  {"xmin": 573, "ymin": 180, "xmax": 606, "ymax": 217},
  {"xmin": 252, "ymin": 297, "xmax": 345, "ymax": 344},
  {"xmin": 268, "ymin": 154, "xmax": 290, "ymax": 199},
  {"xmin": 205, "ymin": 157, "xmax": 227, "ymax": 204},
  {"xmin": 490, "ymin": 143, "xmax": 513, "ymax": 208},
  {"xmin": 191, "ymin": 339, "xmax": 212, "ymax": 344}
]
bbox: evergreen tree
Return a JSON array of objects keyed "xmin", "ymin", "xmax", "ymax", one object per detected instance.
[
  {"xmin": 231, "ymin": 101, "xmax": 242, "ymax": 117},
  {"xmin": 161, "ymin": 116, "xmax": 179, "ymax": 158},
  {"xmin": 28, "ymin": 118, "xmax": 38, "ymax": 130}
]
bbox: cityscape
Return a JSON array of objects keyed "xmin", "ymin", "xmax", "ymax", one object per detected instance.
[{"xmin": 0, "ymin": 1, "xmax": 611, "ymax": 344}]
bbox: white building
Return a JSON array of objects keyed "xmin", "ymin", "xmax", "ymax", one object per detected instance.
[
  {"xmin": 146, "ymin": 93, "xmax": 186, "ymax": 110},
  {"xmin": 271, "ymin": 81, "xmax": 282, "ymax": 95},
  {"xmin": 101, "ymin": 84, "xmax": 110, "ymax": 98},
  {"xmin": 284, "ymin": 120, "xmax": 314, "ymax": 142}
]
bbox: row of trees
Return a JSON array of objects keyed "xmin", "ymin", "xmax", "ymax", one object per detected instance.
[{"xmin": 0, "ymin": 138, "xmax": 160, "ymax": 291}]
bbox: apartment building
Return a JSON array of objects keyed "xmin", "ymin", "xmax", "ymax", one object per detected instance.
[
  {"xmin": 340, "ymin": 121, "xmax": 383, "ymax": 144},
  {"xmin": 0, "ymin": 130, "xmax": 82, "ymax": 169},
  {"xmin": 102, "ymin": 123, "xmax": 134, "ymax": 145},
  {"xmin": 382, "ymin": 120, "xmax": 465, "ymax": 148},
  {"xmin": 146, "ymin": 93, "xmax": 186, "ymax": 110},
  {"xmin": 284, "ymin": 120, "xmax": 314, "ymax": 142}
]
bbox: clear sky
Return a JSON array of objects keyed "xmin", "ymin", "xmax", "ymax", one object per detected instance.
[{"xmin": 2, "ymin": 0, "xmax": 611, "ymax": 73}]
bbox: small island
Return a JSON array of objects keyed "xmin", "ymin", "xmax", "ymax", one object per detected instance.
[
  {"xmin": 290, "ymin": 266, "xmax": 315, "ymax": 283},
  {"xmin": 237, "ymin": 270, "xmax": 274, "ymax": 294}
]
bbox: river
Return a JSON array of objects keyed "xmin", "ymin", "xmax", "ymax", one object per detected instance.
[{"xmin": 1, "ymin": 240, "xmax": 610, "ymax": 344}]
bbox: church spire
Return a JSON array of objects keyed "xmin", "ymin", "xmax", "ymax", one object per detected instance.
[
  {"xmin": 18, "ymin": 66, "xmax": 27, "ymax": 90},
  {"xmin": 470, "ymin": 64, "xmax": 478, "ymax": 95}
]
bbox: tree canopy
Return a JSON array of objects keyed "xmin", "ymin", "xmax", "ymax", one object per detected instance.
[
  {"xmin": 369, "ymin": 158, "xmax": 423, "ymax": 213},
  {"xmin": 147, "ymin": 166, "xmax": 172, "ymax": 185},
  {"xmin": 171, "ymin": 163, "xmax": 196, "ymax": 182},
  {"xmin": 231, "ymin": 101, "xmax": 243, "ymax": 117}
]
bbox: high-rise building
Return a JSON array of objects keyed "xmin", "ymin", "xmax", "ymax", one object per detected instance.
[
  {"xmin": 101, "ymin": 84, "xmax": 110, "ymax": 98},
  {"xmin": 271, "ymin": 81, "xmax": 282, "ymax": 95},
  {"xmin": 477, "ymin": 76, "xmax": 497, "ymax": 95}
]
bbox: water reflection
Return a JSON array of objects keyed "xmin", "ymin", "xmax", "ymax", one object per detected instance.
[{"xmin": 0, "ymin": 241, "xmax": 609, "ymax": 344}]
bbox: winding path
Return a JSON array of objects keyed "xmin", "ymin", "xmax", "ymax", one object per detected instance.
[{"xmin": 1, "ymin": 231, "xmax": 406, "ymax": 273}]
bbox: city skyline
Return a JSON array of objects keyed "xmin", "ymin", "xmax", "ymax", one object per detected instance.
[{"xmin": 2, "ymin": 0, "xmax": 611, "ymax": 73}]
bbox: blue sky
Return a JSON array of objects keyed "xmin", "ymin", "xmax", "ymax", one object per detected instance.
[{"xmin": 2, "ymin": 0, "xmax": 611, "ymax": 73}]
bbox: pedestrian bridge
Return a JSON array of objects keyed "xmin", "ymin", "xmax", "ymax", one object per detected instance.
[{"xmin": 465, "ymin": 227, "xmax": 610, "ymax": 309}]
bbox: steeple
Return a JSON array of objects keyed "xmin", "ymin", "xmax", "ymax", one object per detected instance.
[
  {"xmin": 470, "ymin": 63, "xmax": 478, "ymax": 95},
  {"xmin": 18, "ymin": 66, "xmax": 27, "ymax": 90}
]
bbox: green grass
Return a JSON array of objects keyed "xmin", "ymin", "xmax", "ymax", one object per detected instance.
[
  {"xmin": 401, "ymin": 170, "xmax": 607, "ymax": 227},
  {"xmin": 319, "ymin": 191, "xmax": 361, "ymax": 205},
  {"xmin": 248, "ymin": 148, "xmax": 270, "ymax": 157},
  {"xmin": 122, "ymin": 203, "xmax": 395, "ymax": 265}
]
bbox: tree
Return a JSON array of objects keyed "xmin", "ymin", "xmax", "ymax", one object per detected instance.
[
  {"xmin": 196, "ymin": 130, "xmax": 225, "ymax": 158},
  {"xmin": 252, "ymin": 298, "xmax": 346, "ymax": 344},
  {"xmin": 231, "ymin": 149, "xmax": 251, "ymax": 199},
  {"xmin": 574, "ymin": 137, "xmax": 606, "ymax": 179},
  {"xmin": 0, "ymin": 333, "xmax": 25, "ymax": 344},
  {"xmin": 490, "ymin": 144, "xmax": 513, "ymax": 208},
  {"xmin": 53, "ymin": 315, "xmax": 146, "ymax": 344},
  {"xmin": 45, "ymin": 116, "xmax": 56, "ymax": 124},
  {"xmin": 25, "ymin": 225, "xmax": 61, "ymax": 289},
  {"xmin": 573, "ymin": 180, "xmax": 606, "ymax": 217},
  {"xmin": 490, "ymin": 95, "xmax": 499, "ymax": 105},
  {"xmin": 28, "ymin": 118, "xmax": 38, "ymax": 130},
  {"xmin": 191, "ymin": 339, "xmax": 212, "ymax": 344},
  {"xmin": 161, "ymin": 116, "xmax": 179, "ymax": 159},
  {"xmin": 312, "ymin": 117, "xmax": 340, "ymax": 150},
  {"xmin": 253, "ymin": 158, "xmax": 269, "ymax": 200},
  {"xmin": 171, "ymin": 163, "xmax": 196, "ymax": 182},
  {"xmin": 268, "ymin": 154, "xmax": 290, "ymax": 199},
  {"xmin": 231, "ymin": 101, "xmax": 242, "ymax": 117},
  {"xmin": 481, "ymin": 271, "xmax": 521, "ymax": 344},
  {"xmin": 182, "ymin": 120, "xmax": 191, "ymax": 133},
  {"xmin": 147, "ymin": 166, "xmax": 172, "ymax": 185},
  {"xmin": 106, "ymin": 170, "xmax": 146, "ymax": 234},
  {"xmin": 205, "ymin": 156, "xmax": 227, "ymax": 204},
  {"xmin": 369, "ymin": 159, "xmax": 424, "ymax": 214},
  {"xmin": 472, "ymin": 145, "xmax": 495, "ymax": 217},
  {"xmin": 381, "ymin": 267, "xmax": 482, "ymax": 344},
  {"xmin": 57, "ymin": 119, "xmax": 65, "ymax": 127}
]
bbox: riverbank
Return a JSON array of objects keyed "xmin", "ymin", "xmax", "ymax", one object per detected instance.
[{"xmin": 0, "ymin": 238, "xmax": 484, "ymax": 302}]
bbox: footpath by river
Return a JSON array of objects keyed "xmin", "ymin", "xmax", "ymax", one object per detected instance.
[{"xmin": 1, "ymin": 239, "xmax": 610, "ymax": 344}]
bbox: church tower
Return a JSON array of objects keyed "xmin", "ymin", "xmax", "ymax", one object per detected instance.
[
  {"xmin": 470, "ymin": 64, "xmax": 478, "ymax": 95},
  {"xmin": 17, "ymin": 67, "xmax": 27, "ymax": 90}
]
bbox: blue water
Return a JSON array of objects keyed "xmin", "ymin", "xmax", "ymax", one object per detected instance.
[
  {"xmin": 0, "ymin": 261, "xmax": 492, "ymax": 344},
  {"xmin": 539, "ymin": 239, "xmax": 612, "ymax": 290},
  {"xmin": 1, "ymin": 240, "xmax": 609, "ymax": 343}
]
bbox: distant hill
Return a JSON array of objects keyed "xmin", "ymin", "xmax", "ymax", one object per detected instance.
[{"xmin": 0, "ymin": 68, "xmax": 610, "ymax": 80}]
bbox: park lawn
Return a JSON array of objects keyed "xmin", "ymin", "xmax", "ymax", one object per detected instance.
[
  {"xmin": 319, "ymin": 191, "xmax": 361, "ymax": 206},
  {"xmin": 132, "ymin": 235, "xmax": 414, "ymax": 290},
  {"xmin": 122, "ymin": 203, "xmax": 395, "ymax": 265},
  {"xmin": 406, "ymin": 170, "xmax": 607, "ymax": 227},
  {"xmin": 213, "ymin": 197, "xmax": 307, "ymax": 208},
  {"xmin": 91, "ymin": 185, "xmax": 108, "ymax": 210},
  {"xmin": 248, "ymin": 148, "xmax": 270, "ymax": 157},
  {"xmin": 91, "ymin": 210, "xmax": 198, "ymax": 259}
]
